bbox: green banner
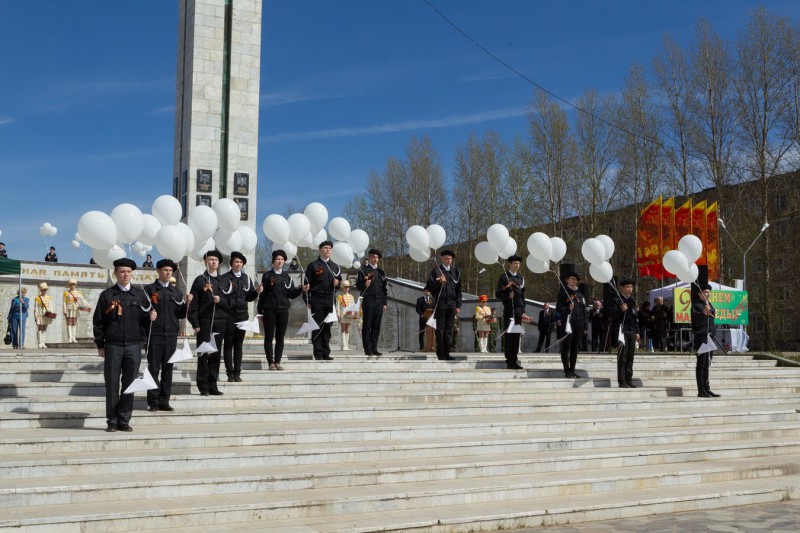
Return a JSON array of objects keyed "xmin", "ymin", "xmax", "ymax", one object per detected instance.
[
  {"xmin": 673, "ymin": 288, "xmax": 748, "ymax": 325},
  {"xmin": 0, "ymin": 257, "xmax": 21, "ymax": 276}
]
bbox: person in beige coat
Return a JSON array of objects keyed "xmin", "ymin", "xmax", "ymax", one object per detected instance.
[
  {"xmin": 34, "ymin": 282, "xmax": 55, "ymax": 348},
  {"xmin": 63, "ymin": 278, "xmax": 89, "ymax": 343}
]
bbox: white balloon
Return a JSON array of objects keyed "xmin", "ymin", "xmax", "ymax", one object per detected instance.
[
  {"xmin": 332, "ymin": 241, "xmax": 354, "ymax": 265},
  {"xmin": 527, "ymin": 232, "xmax": 553, "ymax": 262},
  {"xmin": 426, "ymin": 224, "xmax": 447, "ymax": 250},
  {"xmin": 662, "ymin": 250, "xmax": 690, "ymax": 277},
  {"xmin": 678, "ymin": 235, "xmax": 703, "ymax": 264},
  {"xmin": 43, "ymin": 222, "xmax": 53, "ymax": 231},
  {"xmin": 237, "ymin": 226, "xmax": 258, "ymax": 253},
  {"xmin": 213, "ymin": 198, "xmax": 241, "ymax": 232},
  {"xmin": 188, "ymin": 205, "xmax": 218, "ymax": 241},
  {"xmin": 92, "ymin": 245, "xmax": 125, "ymax": 269},
  {"xmin": 526, "ymin": 255, "xmax": 550, "ymax": 274},
  {"xmin": 152, "ymin": 195, "xmax": 182, "ymax": 226},
  {"xmin": 190, "ymin": 238, "xmax": 215, "ymax": 262},
  {"xmin": 474, "ymin": 241, "xmax": 499, "ymax": 265},
  {"xmin": 498, "ymin": 238, "xmax": 518, "ymax": 260},
  {"xmin": 581, "ymin": 238, "xmax": 606, "ymax": 265},
  {"xmin": 73, "ymin": 232, "xmax": 81, "ymax": 241},
  {"xmin": 287, "ymin": 213, "xmax": 311, "ymax": 243},
  {"xmin": 137, "ymin": 249, "xmax": 147, "ymax": 258},
  {"xmin": 297, "ymin": 231, "xmax": 314, "ymax": 248},
  {"xmin": 549, "ymin": 237, "xmax": 567, "ymax": 262},
  {"xmin": 71, "ymin": 240, "xmax": 81, "ymax": 249},
  {"xmin": 311, "ymin": 229, "xmax": 328, "ymax": 248},
  {"xmin": 595, "ymin": 234, "xmax": 615, "ymax": 261},
  {"xmin": 39, "ymin": 226, "xmax": 48, "ymax": 237},
  {"xmin": 78, "ymin": 211, "xmax": 117, "ymax": 250},
  {"xmin": 304, "ymin": 202, "xmax": 329, "ymax": 233},
  {"xmin": 347, "ymin": 229, "xmax": 370, "ymax": 255},
  {"xmin": 131, "ymin": 242, "xmax": 144, "ymax": 253},
  {"xmin": 262, "ymin": 214, "xmax": 290, "ymax": 244},
  {"xmin": 48, "ymin": 226, "xmax": 58, "ymax": 237},
  {"xmin": 281, "ymin": 241, "xmax": 298, "ymax": 260},
  {"xmin": 352, "ymin": 260, "xmax": 361, "ymax": 269},
  {"xmin": 409, "ymin": 247, "xmax": 430, "ymax": 262},
  {"xmin": 678, "ymin": 263, "xmax": 699, "ymax": 284},
  {"xmin": 589, "ymin": 261, "xmax": 614, "ymax": 283},
  {"xmin": 215, "ymin": 228, "xmax": 242, "ymax": 256},
  {"xmin": 328, "ymin": 217, "xmax": 352, "ymax": 241},
  {"xmin": 405, "ymin": 225, "xmax": 429, "ymax": 250},
  {"xmin": 137, "ymin": 214, "xmax": 161, "ymax": 246},
  {"xmin": 177, "ymin": 222, "xmax": 195, "ymax": 257},
  {"xmin": 143, "ymin": 244, "xmax": 152, "ymax": 252},
  {"xmin": 486, "ymin": 224, "xmax": 510, "ymax": 253},
  {"xmin": 110, "ymin": 203, "xmax": 144, "ymax": 244},
  {"xmin": 155, "ymin": 225, "xmax": 187, "ymax": 261}
]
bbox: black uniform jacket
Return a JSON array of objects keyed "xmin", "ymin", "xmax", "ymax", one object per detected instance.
[
  {"xmin": 303, "ymin": 258, "xmax": 342, "ymax": 306},
  {"xmin": 608, "ymin": 293, "xmax": 638, "ymax": 332},
  {"xmin": 495, "ymin": 270, "xmax": 526, "ymax": 312},
  {"xmin": 257, "ymin": 270, "xmax": 303, "ymax": 312},
  {"xmin": 356, "ymin": 265, "xmax": 388, "ymax": 305},
  {"xmin": 224, "ymin": 270, "xmax": 258, "ymax": 320},
  {"xmin": 188, "ymin": 271, "xmax": 231, "ymax": 328},
  {"xmin": 691, "ymin": 300, "xmax": 716, "ymax": 337},
  {"xmin": 425, "ymin": 265, "xmax": 462, "ymax": 310},
  {"xmin": 557, "ymin": 286, "xmax": 588, "ymax": 328},
  {"xmin": 93, "ymin": 284, "xmax": 153, "ymax": 349},
  {"xmin": 144, "ymin": 280, "xmax": 187, "ymax": 337}
]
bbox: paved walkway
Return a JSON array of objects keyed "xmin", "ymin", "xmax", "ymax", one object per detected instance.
[{"xmin": 499, "ymin": 499, "xmax": 800, "ymax": 532}]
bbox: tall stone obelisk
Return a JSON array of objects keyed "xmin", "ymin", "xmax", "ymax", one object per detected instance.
[{"xmin": 173, "ymin": 0, "xmax": 261, "ymax": 280}]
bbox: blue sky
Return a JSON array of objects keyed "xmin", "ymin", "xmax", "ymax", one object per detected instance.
[{"xmin": 0, "ymin": 0, "xmax": 795, "ymax": 264}]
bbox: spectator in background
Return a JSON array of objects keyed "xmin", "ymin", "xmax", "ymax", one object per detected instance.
[
  {"xmin": 651, "ymin": 296, "xmax": 670, "ymax": 351},
  {"xmin": 0, "ymin": 242, "xmax": 8, "ymax": 258},
  {"xmin": 415, "ymin": 289, "xmax": 434, "ymax": 351},
  {"xmin": 44, "ymin": 247, "xmax": 58, "ymax": 263},
  {"xmin": 638, "ymin": 301, "xmax": 652, "ymax": 351},
  {"xmin": 7, "ymin": 288, "xmax": 29, "ymax": 349},
  {"xmin": 535, "ymin": 303, "xmax": 554, "ymax": 353},
  {"xmin": 142, "ymin": 254, "xmax": 154, "ymax": 268},
  {"xmin": 588, "ymin": 298, "xmax": 605, "ymax": 353},
  {"xmin": 288, "ymin": 258, "xmax": 299, "ymax": 271},
  {"xmin": 474, "ymin": 295, "xmax": 492, "ymax": 353},
  {"xmin": 63, "ymin": 278, "xmax": 90, "ymax": 343}
]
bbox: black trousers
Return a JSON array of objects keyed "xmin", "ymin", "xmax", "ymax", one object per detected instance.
[
  {"xmin": 503, "ymin": 307, "xmax": 523, "ymax": 364},
  {"xmin": 146, "ymin": 335, "xmax": 177, "ymax": 408},
  {"xmin": 310, "ymin": 302, "xmax": 334, "ymax": 359},
  {"xmin": 418, "ymin": 317, "xmax": 426, "ymax": 349},
  {"xmin": 196, "ymin": 319, "xmax": 225, "ymax": 393},
  {"xmin": 617, "ymin": 329, "xmax": 637, "ymax": 384},
  {"xmin": 361, "ymin": 299, "xmax": 384, "ymax": 353},
  {"xmin": 223, "ymin": 318, "xmax": 247, "ymax": 376},
  {"xmin": 591, "ymin": 324, "xmax": 604, "ymax": 352},
  {"xmin": 434, "ymin": 306, "xmax": 456, "ymax": 358},
  {"xmin": 559, "ymin": 324, "xmax": 584, "ymax": 374},
  {"xmin": 262, "ymin": 308, "xmax": 289, "ymax": 364},
  {"xmin": 653, "ymin": 324, "xmax": 667, "ymax": 351},
  {"xmin": 103, "ymin": 343, "xmax": 141, "ymax": 426},
  {"xmin": 693, "ymin": 334, "xmax": 713, "ymax": 393},
  {"xmin": 535, "ymin": 329, "xmax": 551, "ymax": 352}
]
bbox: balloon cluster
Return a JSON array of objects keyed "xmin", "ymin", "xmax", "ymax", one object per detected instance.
[
  {"xmin": 38, "ymin": 222, "xmax": 58, "ymax": 238},
  {"xmin": 75, "ymin": 195, "xmax": 258, "ymax": 269},
  {"xmin": 474, "ymin": 224, "xmax": 518, "ymax": 265},
  {"xmin": 524, "ymin": 232, "xmax": 567, "ymax": 274},
  {"xmin": 662, "ymin": 235, "xmax": 701, "ymax": 283},
  {"xmin": 262, "ymin": 202, "xmax": 369, "ymax": 268},
  {"xmin": 405, "ymin": 224, "xmax": 447, "ymax": 262},
  {"xmin": 581, "ymin": 235, "xmax": 616, "ymax": 283}
]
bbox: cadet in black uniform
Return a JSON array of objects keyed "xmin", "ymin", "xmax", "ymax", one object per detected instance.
[
  {"xmin": 556, "ymin": 272, "xmax": 587, "ymax": 379},
  {"xmin": 93, "ymin": 258, "xmax": 156, "ymax": 432},
  {"xmin": 144, "ymin": 259, "xmax": 186, "ymax": 412},
  {"xmin": 608, "ymin": 279, "xmax": 639, "ymax": 388},
  {"xmin": 356, "ymin": 248, "xmax": 388, "ymax": 356},
  {"xmin": 187, "ymin": 250, "xmax": 230, "ymax": 396},
  {"xmin": 425, "ymin": 250, "xmax": 462, "ymax": 361},
  {"xmin": 495, "ymin": 254, "xmax": 526, "ymax": 370},
  {"xmin": 222, "ymin": 251, "xmax": 258, "ymax": 382},
  {"xmin": 304, "ymin": 241, "xmax": 342, "ymax": 360},
  {"xmin": 257, "ymin": 250, "xmax": 306, "ymax": 370},
  {"xmin": 692, "ymin": 284, "xmax": 720, "ymax": 398}
]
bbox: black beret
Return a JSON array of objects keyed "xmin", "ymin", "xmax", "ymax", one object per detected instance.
[
  {"xmin": 156, "ymin": 259, "xmax": 178, "ymax": 270},
  {"xmin": 318, "ymin": 240, "xmax": 333, "ymax": 249},
  {"xmin": 367, "ymin": 248, "xmax": 382, "ymax": 258},
  {"xmin": 701, "ymin": 283, "xmax": 712, "ymax": 291},
  {"xmin": 203, "ymin": 249, "xmax": 223, "ymax": 261},
  {"xmin": 563, "ymin": 271, "xmax": 580, "ymax": 281},
  {"xmin": 113, "ymin": 258, "xmax": 137, "ymax": 270},
  {"xmin": 272, "ymin": 249, "xmax": 287, "ymax": 262},
  {"xmin": 507, "ymin": 255, "xmax": 523, "ymax": 263},
  {"xmin": 440, "ymin": 249, "xmax": 455, "ymax": 258},
  {"xmin": 620, "ymin": 279, "xmax": 635, "ymax": 287},
  {"xmin": 229, "ymin": 251, "xmax": 247, "ymax": 265}
]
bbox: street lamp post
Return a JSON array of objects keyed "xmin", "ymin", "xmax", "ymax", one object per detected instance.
[{"xmin": 717, "ymin": 219, "xmax": 769, "ymax": 292}]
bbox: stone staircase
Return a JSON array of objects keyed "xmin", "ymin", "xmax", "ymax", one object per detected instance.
[{"xmin": 1, "ymin": 348, "xmax": 799, "ymax": 532}]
